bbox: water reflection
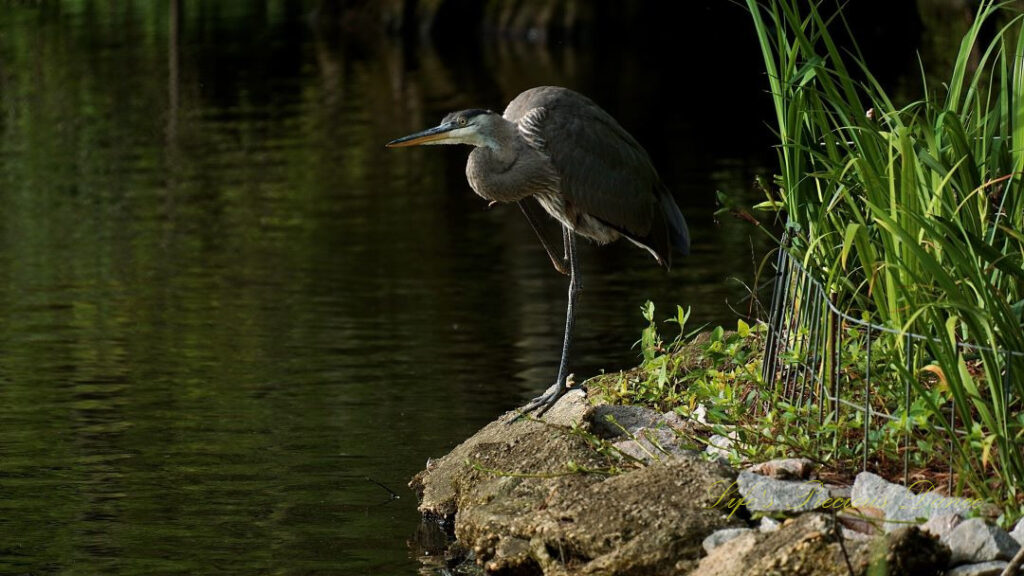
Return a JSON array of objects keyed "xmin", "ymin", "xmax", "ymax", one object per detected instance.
[{"xmin": 0, "ymin": 1, "xmax": 890, "ymax": 574}]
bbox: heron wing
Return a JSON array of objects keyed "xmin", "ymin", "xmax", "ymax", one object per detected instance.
[{"xmin": 507, "ymin": 87, "xmax": 681, "ymax": 264}]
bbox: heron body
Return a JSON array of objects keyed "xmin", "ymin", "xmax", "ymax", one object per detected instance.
[{"xmin": 387, "ymin": 86, "xmax": 690, "ymax": 415}]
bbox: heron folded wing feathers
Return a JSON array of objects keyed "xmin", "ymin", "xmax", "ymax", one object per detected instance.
[{"xmin": 522, "ymin": 94, "xmax": 664, "ymax": 248}]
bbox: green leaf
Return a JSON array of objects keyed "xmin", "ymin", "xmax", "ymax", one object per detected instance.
[
  {"xmin": 737, "ymin": 319, "xmax": 751, "ymax": 338},
  {"xmin": 641, "ymin": 300, "xmax": 655, "ymax": 322},
  {"xmin": 753, "ymin": 200, "xmax": 784, "ymax": 212},
  {"xmin": 841, "ymin": 222, "xmax": 861, "ymax": 270}
]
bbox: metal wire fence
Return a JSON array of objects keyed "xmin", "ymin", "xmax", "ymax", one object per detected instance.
[{"xmin": 760, "ymin": 245, "xmax": 1024, "ymax": 487}]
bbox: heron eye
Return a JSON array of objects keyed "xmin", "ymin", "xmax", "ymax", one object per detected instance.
[{"xmin": 458, "ymin": 117, "xmax": 467, "ymax": 127}]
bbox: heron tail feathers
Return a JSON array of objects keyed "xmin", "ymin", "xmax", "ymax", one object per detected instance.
[{"xmin": 659, "ymin": 185, "xmax": 690, "ymax": 259}]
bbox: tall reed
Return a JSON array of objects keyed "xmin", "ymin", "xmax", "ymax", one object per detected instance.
[{"xmin": 747, "ymin": 0, "xmax": 1024, "ymax": 514}]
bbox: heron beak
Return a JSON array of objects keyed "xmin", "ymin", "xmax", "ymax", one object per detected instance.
[{"xmin": 385, "ymin": 122, "xmax": 459, "ymax": 147}]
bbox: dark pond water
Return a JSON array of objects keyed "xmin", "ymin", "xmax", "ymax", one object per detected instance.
[{"xmin": 0, "ymin": 1, "xmax": 946, "ymax": 574}]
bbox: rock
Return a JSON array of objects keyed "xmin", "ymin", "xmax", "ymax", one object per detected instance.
[
  {"xmin": 412, "ymin": 390, "xmax": 746, "ymax": 575},
  {"xmin": 541, "ymin": 388, "xmax": 590, "ymax": 424},
  {"xmin": 692, "ymin": 510, "xmax": 851, "ymax": 573},
  {"xmin": 944, "ymin": 561, "xmax": 1011, "ymax": 576},
  {"xmin": 692, "ymin": 529, "xmax": 760, "ymax": 576},
  {"xmin": 749, "ymin": 457, "xmax": 816, "ymax": 480},
  {"xmin": 829, "ymin": 485, "xmax": 852, "ymax": 499},
  {"xmin": 838, "ymin": 507, "xmax": 884, "ymax": 536},
  {"xmin": 586, "ymin": 403, "xmax": 664, "ymax": 437},
  {"xmin": 737, "ymin": 470, "xmax": 830, "ymax": 513},
  {"xmin": 703, "ymin": 527, "xmax": 754, "ymax": 553},
  {"xmin": 883, "ymin": 526, "xmax": 951, "ymax": 575},
  {"xmin": 611, "ymin": 426, "xmax": 698, "ymax": 464},
  {"xmin": 759, "ymin": 516, "xmax": 781, "ymax": 533},
  {"xmin": 659, "ymin": 410, "xmax": 691, "ymax": 431},
  {"xmin": 1012, "ymin": 520, "xmax": 1024, "ymax": 547},
  {"xmin": 510, "ymin": 458, "xmax": 743, "ymax": 574},
  {"xmin": 692, "ymin": 514, "xmax": 950, "ymax": 576},
  {"xmin": 841, "ymin": 526, "xmax": 873, "ymax": 541},
  {"xmin": 943, "ymin": 518, "xmax": 1020, "ymax": 564},
  {"xmin": 920, "ymin": 513, "xmax": 963, "ymax": 540},
  {"xmin": 588, "ymin": 404, "xmax": 700, "ymax": 464},
  {"xmin": 851, "ymin": 471, "xmax": 978, "ymax": 532},
  {"xmin": 409, "ymin": 388, "xmax": 591, "ymax": 520},
  {"xmin": 706, "ymin": 434, "xmax": 734, "ymax": 460},
  {"xmin": 691, "ymin": 403, "xmax": 709, "ymax": 425}
]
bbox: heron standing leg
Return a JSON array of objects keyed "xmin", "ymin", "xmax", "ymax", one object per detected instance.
[{"xmin": 521, "ymin": 226, "xmax": 579, "ymax": 416}]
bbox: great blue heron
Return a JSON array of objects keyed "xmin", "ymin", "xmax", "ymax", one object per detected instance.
[{"xmin": 386, "ymin": 86, "xmax": 690, "ymax": 415}]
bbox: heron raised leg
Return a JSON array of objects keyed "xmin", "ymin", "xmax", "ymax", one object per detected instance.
[{"xmin": 520, "ymin": 226, "xmax": 580, "ymax": 417}]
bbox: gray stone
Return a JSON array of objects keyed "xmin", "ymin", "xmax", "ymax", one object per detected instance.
[
  {"xmin": 851, "ymin": 470, "xmax": 891, "ymax": 499},
  {"xmin": 737, "ymin": 470, "xmax": 830, "ymax": 513},
  {"xmin": 838, "ymin": 509, "xmax": 881, "ymax": 537},
  {"xmin": 541, "ymin": 388, "xmax": 588, "ymax": 424},
  {"xmin": 691, "ymin": 403, "xmax": 709, "ymax": 425},
  {"xmin": 828, "ymin": 485, "xmax": 852, "ymax": 499},
  {"xmin": 705, "ymin": 434, "xmax": 734, "ymax": 460},
  {"xmin": 942, "ymin": 518, "xmax": 1021, "ymax": 565},
  {"xmin": 1011, "ymin": 519, "xmax": 1024, "ymax": 547},
  {"xmin": 851, "ymin": 471, "xmax": 978, "ymax": 532},
  {"xmin": 702, "ymin": 527, "xmax": 754, "ymax": 553},
  {"xmin": 749, "ymin": 458, "xmax": 816, "ymax": 480},
  {"xmin": 587, "ymin": 403, "xmax": 662, "ymax": 437},
  {"xmin": 840, "ymin": 526, "xmax": 873, "ymax": 541},
  {"xmin": 611, "ymin": 426, "xmax": 697, "ymax": 464},
  {"xmin": 944, "ymin": 561, "xmax": 1011, "ymax": 576},
  {"xmin": 758, "ymin": 516, "xmax": 781, "ymax": 533},
  {"xmin": 659, "ymin": 410, "xmax": 690, "ymax": 430},
  {"xmin": 920, "ymin": 512, "xmax": 962, "ymax": 540},
  {"xmin": 691, "ymin": 513, "xmax": 950, "ymax": 576}
]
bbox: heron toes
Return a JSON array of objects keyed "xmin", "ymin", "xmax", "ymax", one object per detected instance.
[
  {"xmin": 519, "ymin": 390, "xmax": 562, "ymax": 418},
  {"xmin": 513, "ymin": 374, "xmax": 575, "ymax": 421}
]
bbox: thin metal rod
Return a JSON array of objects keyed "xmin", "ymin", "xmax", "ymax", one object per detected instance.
[
  {"xmin": 832, "ymin": 294, "xmax": 841, "ymax": 458},
  {"xmin": 821, "ymin": 293, "xmax": 836, "ymax": 427},
  {"xmin": 864, "ymin": 325, "xmax": 872, "ymax": 472},
  {"xmin": 949, "ymin": 398, "xmax": 956, "ymax": 494},
  {"xmin": 783, "ymin": 265, "xmax": 810, "ymax": 401},
  {"xmin": 762, "ymin": 247, "xmax": 787, "ymax": 385},
  {"xmin": 795, "ymin": 277, "xmax": 814, "ymax": 407},
  {"xmin": 813, "ymin": 282, "xmax": 829, "ymax": 403},
  {"xmin": 904, "ymin": 331, "xmax": 912, "ymax": 485},
  {"xmin": 773, "ymin": 258, "xmax": 793, "ymax": 401},
  {"xmin": 765, "ymin": 250, "xmax": 794, "ymax": 412},
  {"xmin": 799, "ymin": 280, "xmax": 824, "ymax": 408}
]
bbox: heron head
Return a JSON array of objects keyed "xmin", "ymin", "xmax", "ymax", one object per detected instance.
[{"xmin": 386, "ymin": 109, "xmax": 501, "ymax": 148}]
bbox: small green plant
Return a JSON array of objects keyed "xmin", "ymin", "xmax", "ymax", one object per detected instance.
[
  {"xmin": 594, "ymin": 301, "xmax": 766, "ymax": 439},
  {"xmin": 594, "ymin": 302, "xmax": 1007, "ymax": 505}
]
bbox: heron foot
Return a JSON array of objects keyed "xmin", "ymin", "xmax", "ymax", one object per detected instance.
[{"xmin": 514, "ymin": 374, "xmax": 575, "ymax": 421}]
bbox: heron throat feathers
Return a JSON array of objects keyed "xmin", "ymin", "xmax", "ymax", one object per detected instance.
[{"xmin": 466, "ymin": 142, "xmax": 541, "ymax": 204}]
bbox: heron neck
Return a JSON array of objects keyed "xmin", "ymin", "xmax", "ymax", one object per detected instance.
[
  {"xmin": 467, "ymin": 131, "xmax": 548, "ymax": 204},
  {"xmin": 477, "ymin": 119, "xmax": 522, "ymax": 165},
  {"xmin": 466, "ymin": 119, "xmax": 524, "ymax": 179}
]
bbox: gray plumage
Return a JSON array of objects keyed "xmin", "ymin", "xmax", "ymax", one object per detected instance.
[{"xmin": 386, "ymin": 86, "xmax": 690, "ymax": 415}]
